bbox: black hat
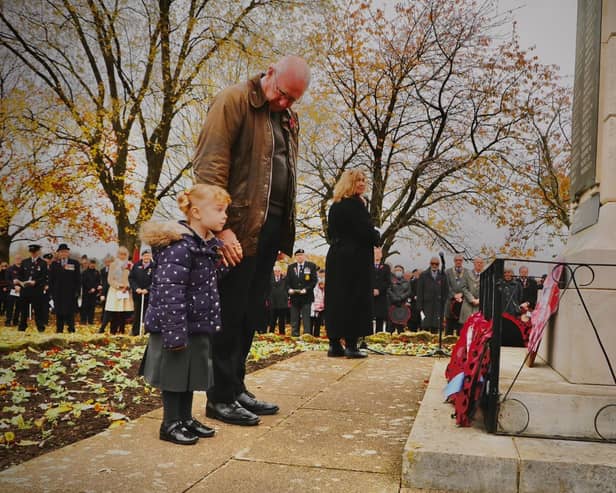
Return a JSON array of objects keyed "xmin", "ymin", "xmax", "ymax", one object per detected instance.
[
  {"xmin": 43, "ymin": 253, "xmax": 53, "ymax": 260},
  {"xmin": 56, "ymin": 243, "xmax": 70, "ymax": 252},
  {"xmin": 294, "ymin": 248, "xmax": 305, "ymax": 255},
  {"xmin": 28, "ymin": 244, "xmax": 41, "ymax": 252}
]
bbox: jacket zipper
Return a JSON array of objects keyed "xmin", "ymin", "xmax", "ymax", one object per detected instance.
[{"xmin": 264, "ymin": 107, "xmax": 274, "ymax": 220}]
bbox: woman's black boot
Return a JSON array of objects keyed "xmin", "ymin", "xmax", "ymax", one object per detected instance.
[
  {"xmin": 344, "ymin": 338, "xmax": 367, "ymax": 359},
  {"xmin": 327, "ymin": 338, "xmax": 345, "ymax": 357}
]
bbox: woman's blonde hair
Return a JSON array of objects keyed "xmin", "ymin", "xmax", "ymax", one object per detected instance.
[
  {"xmin": 177, "ymin": 184, "xmax": 231, "ymax": 217},
  {"xmin": 117, "ymin": 246, "xmax": 129, "ymax": 257},
  {"xmin": 332, "ymin": 169, "xmax": 365, "ymax": 203}
]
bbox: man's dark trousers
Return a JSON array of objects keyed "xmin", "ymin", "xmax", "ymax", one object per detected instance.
[{"xmin": 207, "ymin": 213, "xmax": 282, "ymax": 404}]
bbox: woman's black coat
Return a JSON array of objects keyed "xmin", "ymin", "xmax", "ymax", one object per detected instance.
[{"xmin": 324, "ymin": 196, "xmax": 380, "ymax": 339}]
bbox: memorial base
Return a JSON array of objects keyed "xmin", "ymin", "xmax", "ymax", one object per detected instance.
[
  {"xmin": 498, "ymin": 350, "xmax": 616, "ymax": 441},
  {"xmin": 539, "ymin": 202, "xmax": 616, "ymax": 386}
]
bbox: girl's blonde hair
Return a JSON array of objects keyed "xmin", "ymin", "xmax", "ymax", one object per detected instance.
[
  {"xmin": 177, "ymin": 184, "xmax": 231, "ymax": 217},
  {"xmin": 332, "ymin": 169, "xmax": 365, "ymax": 203}
]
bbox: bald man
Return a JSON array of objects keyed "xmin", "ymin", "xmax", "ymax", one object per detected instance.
[{"xmin": 193, "ymin": 55, "xmax": 310, "ymax": 426}]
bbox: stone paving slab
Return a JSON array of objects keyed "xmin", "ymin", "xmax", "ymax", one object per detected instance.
[
  {"xmin": 306, "ymin": 357, "xmax": 431, "ymax": 417},
  {"xmin": 236, "ymin": 408, "xmax": 412, "ymax": 474},
  {"xmin": 0, "ymin": 351, "xmax": 434, "ymax": 493},
  {"xmin": 191, "ymin": 459, "xmax": 400, "ymax": 492}
]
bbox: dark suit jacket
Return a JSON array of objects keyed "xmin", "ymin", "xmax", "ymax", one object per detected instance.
[
  {"xmin": 129, "ymin": 260, "xmax": 155, "ymax": 291},
  {"xmin": 417, "ymin": 268, "xmax": 447, "ymax": 329},
  {"xmin": 100, "ymin": 266, "xmax": 110, "ymax": 296},
  {"xmin": 18, "ymin": 257, "xmax": 47, "ymax": 297},
  {"xmin": 372, "ymin": 263, "xmax": 391, "ymax": 319},
  {"xmin": 268, "ymin": 275, "xmax": 289, "ymax": 310},
  {"xmin": 518, "ymin": 277, "xmax": 538, "ymax": 309},
  {"xmin": 286, "ymin": 261, "xmax": 318, "ymax": 306},
  {"xmin": 49, "ymin": 259, "xmax": 81, "ymax": 314}
]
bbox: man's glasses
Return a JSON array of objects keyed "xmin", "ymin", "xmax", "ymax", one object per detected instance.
[{"xmin": 273, "ymin": 71, "xmax": 301, "ymax": 104}]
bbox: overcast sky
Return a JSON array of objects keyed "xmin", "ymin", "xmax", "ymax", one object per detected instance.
[{"xmin": 497, "ymin": 0, "xmax": 577, "ymax": 76}]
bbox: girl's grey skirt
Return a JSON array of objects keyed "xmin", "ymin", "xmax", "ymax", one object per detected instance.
[{"xmin": 139, "ymin": 333, "xmax": 213, "ymax": 392}]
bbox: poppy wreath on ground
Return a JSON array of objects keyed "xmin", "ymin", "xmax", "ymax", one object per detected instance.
[{"xmin": 444, "ymin": 312, "xmax": 493, "ymax": 427}]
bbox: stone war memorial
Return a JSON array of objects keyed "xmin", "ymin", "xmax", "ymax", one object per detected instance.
[{"xmin": 404, "ymin": 1, "xmax": 616, "ymax": 492}]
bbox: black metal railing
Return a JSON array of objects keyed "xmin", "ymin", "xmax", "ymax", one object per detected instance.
[
  {"xmin": 479, "ymin": 258, "xmax": 503, "ymax": 433},
  {"xmin": 479, "ymin": 257, "xmax": 616, "ymax": 435}
]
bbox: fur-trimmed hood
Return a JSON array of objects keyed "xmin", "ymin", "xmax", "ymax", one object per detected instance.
[{"xmin": 139, "ymin": 220, "xmax": 213, "ymax": 248}]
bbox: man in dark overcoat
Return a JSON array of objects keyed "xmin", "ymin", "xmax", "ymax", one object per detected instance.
[
  {"xmin": 129, "ymin": 250, "xmax": 155, "ymax": 336},
  {"xmin": 416, "ymin": 256, "xmax": 447, "ymax": 333},
  {"xmin": 49, "ymin": 244, "xmax": 81, "ymax": 333},
  {"xmin": 408, "ymin": 269, "xmax": 421, "ymax": 331},
  {"xmin": 81, "ymin": 259, "xmax": 101, "ymax": 325},
  {"xmin": 517, "ymin": 266, "xmax": 538, "ymax": 310},
  {"xmin": 387, "ymin": 265, "xmax": 411, "ymax": 333},
  {"xmin": 17, "ymin": 245, "xmax": 48, "ymax": 332},
  {"xmin": 268, "ymin": 265, "xmax": 288, "ymax": 334},
  {"xmin": 372, "ymin": 247, "xmax": 391, "ymax": 333},
  {"xmin": 444, "ymin": 254, "xmax": 468, "ymax": 335},
  {"xmin": 285, "ymin": 249, "xmax": 318, "ymax": 337}
]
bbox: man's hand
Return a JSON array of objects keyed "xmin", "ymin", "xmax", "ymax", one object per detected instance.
[{"xmin": 217, "ymin": 229, "xmax": 243, "ymax": 267}]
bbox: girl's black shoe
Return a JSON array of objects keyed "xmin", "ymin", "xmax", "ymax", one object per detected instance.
[
  {"xmin": 159, "ymin": 420, "xmax": 199, "ymax": 445},
  {"xmin": 184, "ymin": 418, "xmax": 215, "ymax": 438}
]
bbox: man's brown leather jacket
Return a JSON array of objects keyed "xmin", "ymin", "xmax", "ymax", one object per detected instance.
[{"xmin": 192, "ymin": 74, "xmax": 299, "ymax": 256}]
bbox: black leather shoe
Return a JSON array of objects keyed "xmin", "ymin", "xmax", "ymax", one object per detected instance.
[
  {"xmin": 184, "ymin": 418, "xmax": 215, "ymax": 438},
  {"xmin": 206, "ymin": 401, "xmax": 260, "ymax": 426},
  {"xmin": 236, "ymin": 392, "xmax": 279, "ymax": 415},
  {"xmin": 344, "ymin": 348, "xmax": 368, "ymax": 358},
  {"xmin": 159, "ymin": 420, "xmax": 199, "ymax": 445}
]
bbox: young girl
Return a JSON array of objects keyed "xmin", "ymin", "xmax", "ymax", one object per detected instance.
[{"xmin": 139, "ymin": 184, "xmax": 232, "ymax": 445}]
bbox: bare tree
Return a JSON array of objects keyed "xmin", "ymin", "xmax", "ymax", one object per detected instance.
[
  {"xmin": 0, "ymin": 0, "xmax": 312, "ymax": 252},
  {"xmin": 300, "ymin": 0, "xmax": 568, "ymax": 259}
]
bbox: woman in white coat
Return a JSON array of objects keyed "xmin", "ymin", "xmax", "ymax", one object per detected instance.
[{"xmin": 104, "ymin": 246, "xmax": 134, "ymax": 334}]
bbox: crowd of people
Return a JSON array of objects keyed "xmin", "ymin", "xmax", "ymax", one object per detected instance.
[
  {"xmin": 263, "ymin": 251, "xmax": 546, "ymax": 345},
  {"xmin": 0, "ymin": 244, "xmax": 155, "ymax": 336}
]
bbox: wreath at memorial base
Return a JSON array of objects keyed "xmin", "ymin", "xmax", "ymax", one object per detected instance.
[{"xmin": 444, "ymin": 312, "xmax": 493, "ymax": 427}]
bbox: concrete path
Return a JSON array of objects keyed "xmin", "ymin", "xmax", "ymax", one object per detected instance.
[{"xmin": 0, "ymin": 351, "xmax": 434, "ymax": 493}]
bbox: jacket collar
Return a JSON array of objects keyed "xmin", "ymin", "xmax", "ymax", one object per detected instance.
[{"xmin": 248, "ymin": 74, "xmax": 268, "ymax": 109}]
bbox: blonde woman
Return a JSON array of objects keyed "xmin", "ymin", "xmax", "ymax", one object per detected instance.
[
  {"xmin": 324, "ymin": 169, "xmax": 380, "ymax": 358},
  {"xmin": 104, "ymin": 246, "xmax": 134, "ymax": 334}
]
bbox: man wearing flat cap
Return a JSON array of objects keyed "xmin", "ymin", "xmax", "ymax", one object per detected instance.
[
  {"xmin": 49, "ymin": 244, "xmax": 81, "ymax": 333},
  {"xmin": 286, "ymin": 249, "xmax": 318, "ymax": 337},
  {"xmin": 16, "ymin": 244, "xmax": 48, "ymax": 332},
  {"xmin": 129, "ymin": 250, "xmax": 155, "ymax": 336}
]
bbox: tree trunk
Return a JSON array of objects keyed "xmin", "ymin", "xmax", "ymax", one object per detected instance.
[{"xmin": 0, "ymin": 233, "xmax": 10, "ymax": 261}]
